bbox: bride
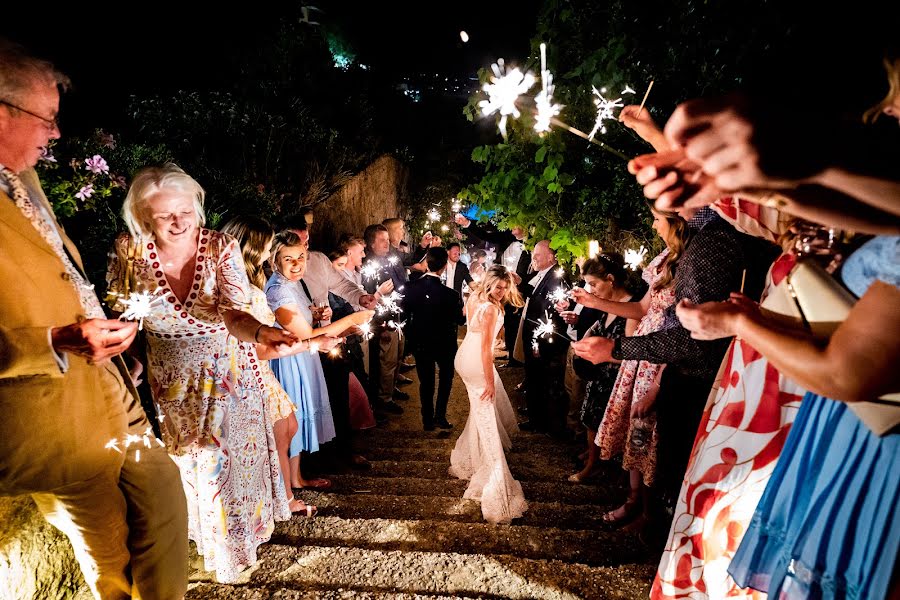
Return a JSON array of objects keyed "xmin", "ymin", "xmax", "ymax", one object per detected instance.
[{"xmin": 449, "ymin": 265, "xmax": 528, "ymax": 524}]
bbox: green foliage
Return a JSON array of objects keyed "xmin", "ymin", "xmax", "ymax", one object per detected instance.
[{"xmin": 460, "ymin": 0, "xmax": 794, "ymax": 266}]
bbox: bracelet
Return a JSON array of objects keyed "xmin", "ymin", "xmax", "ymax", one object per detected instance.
[{"xmin": 254, "ymin": 323, "xmax": 265, "ymax": 343}]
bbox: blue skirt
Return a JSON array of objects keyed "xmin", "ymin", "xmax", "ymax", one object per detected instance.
[
  {"xmin": 270, "ymin": 351, "xmax": 335, "ymax": 455},
  {"xmin": 728, "ymin": 392, "xmax": 900, "ymax": 599}
]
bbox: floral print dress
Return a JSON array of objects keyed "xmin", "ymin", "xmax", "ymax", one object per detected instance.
[
  {"xmin": 107, "ymin": 229, "xmax": 290, "ymax": 583},
  {"xmin": 596, "ymin": 249, "xmax": 674, "ymax": 486},
  {"xmin": 651, "ymin": 198, "xmax": 805, "ymax": 599},
  {"xmin": 248, "ymin": 284, "xmax": 297, "ymax": 425}
]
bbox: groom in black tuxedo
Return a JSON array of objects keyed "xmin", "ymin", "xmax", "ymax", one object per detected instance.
[{"xmin": 400, "ymin": 247, "xmax": 466, "ymax": 430}]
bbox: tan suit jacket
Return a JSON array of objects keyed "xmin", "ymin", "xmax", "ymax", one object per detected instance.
[{"xmin": 0, "ymin": 168, "xmax": 133, "ymax": 494}]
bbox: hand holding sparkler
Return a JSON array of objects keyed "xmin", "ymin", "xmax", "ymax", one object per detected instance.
[
  {"xmin": 570, "ymin": 335, "xmax": 615, "ymax": 364},
  {"xmin": 51, "ymin": 318, "xmax": 139, "ymax": 364},
  {"xmin": 619, "ymin": 105, "xmax": 668, "ymax": 152},
  {"xmin": 116, "ymin": 289, "xmax": 166, "ymax": 330},
  {"xmin": 560, "ymin": 310, "xmax": 579, "ymax": 325}
]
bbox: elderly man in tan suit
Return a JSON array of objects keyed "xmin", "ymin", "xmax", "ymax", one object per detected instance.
[{"xmin": 0, "ymin": 39, "xmax": 187, "ymax": 599}]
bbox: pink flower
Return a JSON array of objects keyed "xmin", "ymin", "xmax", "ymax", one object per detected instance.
[
  {"xmin": 98, "ymin": 132, "xmax": 116, "ymax": 149},
  {"xmin": 75, "ymin": 184, "xmax": 94, "ymax": 200},
  {"xmin": 84, "ymin": 155, "xmax": 109, "ymax": 174},
  {"xmin": 39, "ymin": 147, "xmax": 57, "ymax": 163}
]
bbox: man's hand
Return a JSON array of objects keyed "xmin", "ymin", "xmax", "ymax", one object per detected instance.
[
  {"xmin": 454, "ymin": 214, "xmax": 471, "ymax": 228},
  {"xmin": 628, "ymin": 150, "xmax": 722, "ymax": 210},
  {"xmin": 376, "ymin": 279, "xmax": 394, "ymax": 296},
  {"xmin": 359, "ymin": 294, "xmax": 377, "ymax": 310},
  {"xmin": 675, "ymin": 298, "xmax": 745, "ymax": 340},
  {"xmin": 510, "ymin": 272, "xmax": 522, "ymax": 285},
  {"xmin": 619, "ymin": 105, "xmax": 668, "ymax": 150},
  {"xmin": 570, "ymin": 336, "xmax": 614, "ymax": 364},
  {"xmin": 51, "ymin": 319, "xmax": 139, "ymax": 364},
  {"xmin": 420, "ymin": 231, "xmax": 434, "ymax": 248}
]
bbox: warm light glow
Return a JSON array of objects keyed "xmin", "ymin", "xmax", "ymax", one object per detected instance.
[{"xmin": 588, "ymin": 240, "xmax": 600, "ymax": 258}]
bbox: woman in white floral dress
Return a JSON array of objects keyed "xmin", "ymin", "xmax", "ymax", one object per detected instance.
[{"xmin": 107, "ymin": 164, "xmax": 296, "ymax": 582}]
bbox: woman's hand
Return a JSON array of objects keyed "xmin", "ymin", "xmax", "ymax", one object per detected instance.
[
  {"xmin": 554, "ymin": 299, "xmax": 570, "ymax": 313},
  {"xmin": 479, "ymin": 380, "xmax": 496, "ymax": 403},
  {"xmin": 571, "ymin": 286, "xmax": 601, "ymax": 309},
  {"xmin": 619, "ymin": 105, "xmax": 668, "ymax": 150},
  {"xmin": 128, "ymin": 357, "xmax": 144, "ymax": 387},
  {"xmin": 628, "ymin": 150, "xmax": 722, "ymax": 210},
  {"xmin": 312, "ymin": 335, "xmax": 342, "ymax": 352},
  {"xmin": 675, "ymin": 298, "xmax": 747, "ymax": 340},
  {"xmin": 631, "ymin": 396, "xmax": 655, "ymax": 418},
  {"xmin": 320, "ymin": 306, "xmax": 333, "ymax": 322},
  {"xmin": 560, "ymin": 310, "xmax": 579, "ymax": 325}
]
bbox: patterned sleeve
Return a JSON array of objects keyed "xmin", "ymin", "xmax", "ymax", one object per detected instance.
[
  {"xmin": 712, "ymin": 196, "xmax": 791, "ymax": 243},
  {"xmin": 214, "ymin": 234, "xmax": 252, "ymax": 313}
]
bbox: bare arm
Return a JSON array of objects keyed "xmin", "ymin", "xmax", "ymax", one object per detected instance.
[
  {"xmin": 479, "ymin": 305, "xmax": 499, "ymax": 402},
  {"xmin": 571, "ymin": 287, "xmax": 651, "ymax": 321},
  {"xmin": 273, "ymin": 304, "xmax": 372, "ymax": 340},
  {"xmin": 223, "ymin": 308, "xmax": 297, "ymax": 351}
]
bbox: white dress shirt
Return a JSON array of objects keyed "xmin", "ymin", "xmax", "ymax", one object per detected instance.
[{"xmin": 444, "ymin": 260, "xmax": 457, "ymax": 289}]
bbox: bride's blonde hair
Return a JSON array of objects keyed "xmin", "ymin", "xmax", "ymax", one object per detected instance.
[{"xmin": 470, "ymin": 265, "xmax": 524, "ymax": 309}]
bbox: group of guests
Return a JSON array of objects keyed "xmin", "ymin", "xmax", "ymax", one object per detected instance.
[{"xmin": 2, "ymin": 34, "xmax": 898, "ymax": 600}]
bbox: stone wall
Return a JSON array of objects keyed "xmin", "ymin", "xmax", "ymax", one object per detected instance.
[
  {"xmin": 310, "ymin": 154, "xmax": 408, "ymax": 252},
  {"xmin": 0, "ymin": 496, "xmax": 87, "ymax": 600}
]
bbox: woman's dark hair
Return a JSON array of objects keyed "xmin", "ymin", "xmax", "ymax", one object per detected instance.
[{"xmin": 581, "ymin": 253, "xmax": 628, "ymax": 286}]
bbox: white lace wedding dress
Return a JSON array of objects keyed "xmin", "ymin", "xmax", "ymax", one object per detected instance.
[{"xmin": 449, "ymin": 300, "xmax": 528, "ymax": 524}]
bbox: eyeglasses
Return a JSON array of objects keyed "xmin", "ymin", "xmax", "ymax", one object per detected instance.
[{"xmin": 0, "ymin": 100, "xmax": 59, "ymax": 131}]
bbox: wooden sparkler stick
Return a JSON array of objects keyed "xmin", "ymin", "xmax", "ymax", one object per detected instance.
[
  {"xmin": 548, "ymin": 117, "xmax": 630, "ymax": 161},
  {"xmin": 739, "ymin": 269, "xmax": 747, "ymax": 295},
  {"xmin": 637, "ymin": 80, "xmax": 655, "ymax": 117}
]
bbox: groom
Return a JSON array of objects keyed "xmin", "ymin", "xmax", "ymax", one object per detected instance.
[{"xmin": 401, "ymin": 247, "xmax": 465, "ymax": 430}]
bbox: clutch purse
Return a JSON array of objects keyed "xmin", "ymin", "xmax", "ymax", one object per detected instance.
[{"xmin": 761, "ymin": 258, "xmax": 899, "ymax": 435}]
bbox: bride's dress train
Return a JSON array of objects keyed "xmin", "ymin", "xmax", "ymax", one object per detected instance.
[{"xmin": 449, "ymin": 301, "xmax": 527, "ymax": 524}]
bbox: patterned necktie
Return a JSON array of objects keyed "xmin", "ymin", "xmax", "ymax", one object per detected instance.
[{"xmin": 1, "ymin": 167, "xmax": 106, "ymax": 319}]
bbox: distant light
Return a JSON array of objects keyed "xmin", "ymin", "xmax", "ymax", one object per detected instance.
[{"xmin": 460, "ymin": 31, "xmax": 469, "ymax": 43}]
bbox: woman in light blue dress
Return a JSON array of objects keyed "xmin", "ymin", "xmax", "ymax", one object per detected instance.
[{"xmin": 265, "ymin": 230, "xmax": 372, "ymax": 489}]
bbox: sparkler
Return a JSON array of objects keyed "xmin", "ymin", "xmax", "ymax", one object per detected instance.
[
  {"xmin": 547, "ymin": 287, "xmax": 571, "ymax": 305},
  {"xmin": 588, "ymin": 86, "xmax": 625, "ymax": 139},
  {"xmin": 360, "ymin": 262, "xmax": 380, "ymax": 281},
  {"xmin": 621, "ymin": 85, "xmax": 636, "ymax": 95},
  {"xmin": 376, "ymin": 291, "xmax": 404, "ymax": 316},
  {"xmin": 588, "ymin": 240, "xmax": 601, "ymax": 258},
  {"xmin": 387, "ymin": 255, "xmax": 400, "ymax": 266},
  {"xmin": 358, "ymin": 322, "xmax": 373, "ymax": 341},
  {"xmin": 117, "ymin": 290, "xmax": 165, "ymax": 330},
  {"xmin": 555, "ymin": 267, "xmax": 566, "ymax": 278},
  {"xmin": 548, "ymin": 116, "xmax": 629, "ymax": 161},
  {"xmin": 105, "ymin": 427, "xmax": 164, "ymax": 462},
  {"xmin": 427, "ymin": 207, "xmax": 441, "ymax": 222},
  {"xmin": 637, "ymin": 80, "xmax": 655, "ymax": 117},
  {"xmin": 534, "ymin": 43, "xmax": 562, "ymax": 134},
  {"xmin": 624, "ymin": 245, "xmax": 648, "ymax": 271},
  {"xmin": 478, "ymin": 59, "xmax": 536, "ymax": 139},
  {"xmin": 451, "ymin": 198, "xmax": 463, "ymax": 213}
]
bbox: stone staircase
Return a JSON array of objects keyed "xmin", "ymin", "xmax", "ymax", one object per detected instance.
[{"xmin": 187, "ymin": 366, "xmax": 657, "ymax": 599}]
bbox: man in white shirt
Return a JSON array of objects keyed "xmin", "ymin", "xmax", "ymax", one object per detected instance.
[{"xmin": 444, "ymin": 242, "xmax": 473, "ymax": 297}]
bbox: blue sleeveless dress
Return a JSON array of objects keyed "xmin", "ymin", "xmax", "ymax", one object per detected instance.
[
  {"xmin": 265, "ymin": 272, "xmax": 335, "ymax": 455},
  {"xmin": 728, "ymin": 236, "xmax": 900, "ymax": 599}
]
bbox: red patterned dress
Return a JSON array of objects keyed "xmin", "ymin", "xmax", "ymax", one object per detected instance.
[
  {"xmin": 596, "ymin": 249, "xmax": 674, "ymax": 486},
  {"xmin": 651, "ymin": 199, "xmax": 804, "ymax": 599}
]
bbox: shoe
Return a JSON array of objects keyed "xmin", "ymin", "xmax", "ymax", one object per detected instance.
[
  {"xmin": 399, "ymin": 362, "xmax": 416, "ymax": 373},
  {"xmin": 381, "ymin": 401, "xmax": 404, "ymax": 414},
  {"xmin": 601, "ymin": 495, "xmax": 641, "ymax": 526},
  {"xmin": 350, "ymin": 454, "xmax": 372, "ymax": 471},
  {"xmin": 435, "ymin": 419, "xmax": 453, "ymax": 429},
  {"xmin": 289, "ymin": 499, "xmax": 318, "ymax": 517},
  {"xmin": 393, "ymin": 389, "xmax": 410, "ymax": 401},
  {"xmin": 374, "ymin": 413, "xmax": 389, "ymax": 425},
  {"xmin": 396, "ymin": 374, "xmax": 414, "ymax": 385},
  {"xmin": 423, "ymin": 422, "xmax": 436, "ymax": 431}
]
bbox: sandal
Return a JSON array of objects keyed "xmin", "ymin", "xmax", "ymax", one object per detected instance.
[
  {"xmin": 601, "ymin": 495, "xmax": 640, "ymax": 525},
  {"xmin": 289, "ymin": 499, "xmax": 318, "ymax": 517}
]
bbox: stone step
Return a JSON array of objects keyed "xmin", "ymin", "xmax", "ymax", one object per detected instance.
[
  {"xmin": 321, "ymin": 475, "xmax": 627, "ymax": 507},
  {"xmin": 299, "ymin": 492, "xmax": 618, "ymax": 531},
  {"xmin": 358, "ymin": 429, "xmax": 577, "ymax": 452},
  {"xmin": 270, "ymin": 516, "xmax": 649, "ymax": 567},
  {"xmin": 343, "ymin": 459, "xmax": 616, "ymax": 486},
  {"xmin": 187, "ymin": 583, "xmax": 486, "ymax": 599},
  {"xmin": 189, "ymin": 544, "xmax": 655, "ymax": 600}
]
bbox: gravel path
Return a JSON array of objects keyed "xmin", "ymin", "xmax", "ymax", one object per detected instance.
[{"xmin": 188, "ymin": 338, "xmax": 657, "ymax": 599}]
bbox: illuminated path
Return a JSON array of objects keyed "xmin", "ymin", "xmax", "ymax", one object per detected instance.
[{"xmin": 187, "ymin": 360, "xmax": 657, "ymax": 599}]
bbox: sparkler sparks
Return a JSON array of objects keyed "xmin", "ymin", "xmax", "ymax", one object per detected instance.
[
  {"xmin": 376, "ymin": 291, "xmax": 404, "ymax": 316},
  {"xmin": 624, "ymin": 245, "xmax": 648, "ymax": 271},
  {"xmin": 427, "ymin": 207, "xmax": 441, "ymax": 222},
  {"xmin": 588, "ymin": 86, "xmax": 625, "ymax": 140},
  {"xmin": 478, "ymin": 59, "xmax": 536, "ymax": 139},
  {"xmin": 358, "ymin": 322, "xmax": 373, "ymax": 341},
  {"xmin": 387, "ymin": 255, "xmax": 400, "ymax": 266},
  {"xmin": 117, "ymin": 290, "xmax": 165, "ymax": 330},
  {"xmin": 105, "ymin": 427, "xmax": 164, "ymax": 461},
  {"xmin": 451, "ymin": 199, "xmax": 463, "ymax": 213},
  {"xmin": 360, "ymin": 262, "xmax": 380, "ymax": 281},
  {"xmin": 534, "ymin": 43, "xmax": 562, "ymax": 134},
  {"xmin": 547, "ymin": 287, "xmax": 571, "ymax": 305},
  {"xmin": 621, "ymin": 85, "xmax": 636, "ymax": 95}
]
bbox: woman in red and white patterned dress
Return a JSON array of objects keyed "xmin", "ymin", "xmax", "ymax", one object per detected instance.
[{"xmin": 651, "ymin": 197, "xmax": 806, "ymax": 600}]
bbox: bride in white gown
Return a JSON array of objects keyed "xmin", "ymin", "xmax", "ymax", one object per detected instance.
[{"xmin": 449, "ymin": 265, "xmax": 528, "ymax": 524}]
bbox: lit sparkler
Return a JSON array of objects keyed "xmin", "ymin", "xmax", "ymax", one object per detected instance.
[
  {"xmin": 621, "ymin": 85, "xmax": 636, "ymax": 95},
  {"xmin": 588, "ymin": 86, "xmax": 625, "ymax": 140},
  {"xmin": 451, "ymin": 199, "xmax": 463, "ymax": 213},
  {"xmin": 427, "ymin": 207, "xmax": 441, "ymax": 222},
  {"xmin": 377, "ymin": 291, "xmax": 404, "ymax": 316},
  {"xmin": 547, "ymin": 287, "xmax": 570, "ymax": 305},
  {"xmin": 117, "ymin": 290, "xmax": 165, "ymax": 330},
  {"xmin": 534, "ymin": 43, "xmax": 562, "ymax": 134},
  {"xmin": 360, "ymin": 262, "xmax": 380, "ymax": 281},
  {"xmin": 478, "ymin": 59, "xmax": 536, "ymax": 139},
  {"xmin": 387, "ymin": 255, "xmax": 400, "ymax": 266},
  {"xmin": 588, "ymin": 240, "xmax": 601, "ymax": 258},
  {"xmin": 358, "ymin": 322, "xmax": 373, "ymax": 341},
  {"xmin": 624, "ymin": 245, "xmax": 648, "ymax": 271},
  {"xmin": 554, "ymin": 267, "xmax": 565, "ymax": 278}
]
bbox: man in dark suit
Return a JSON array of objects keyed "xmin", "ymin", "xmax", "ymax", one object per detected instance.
[
  {"xmin": 444, "ymin": 242, "xmax": 474, "ymax": 296},
  {"xmin": 455, "ymin": 214, "xmax": 530, "ymax": 366},
  {"xmin": 515, "ymin": 240, "xmax": 570, "ymax": 437},
  {"xmin": 400, "ymin": 247, "xmax": 466, "ymax": 430}
]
